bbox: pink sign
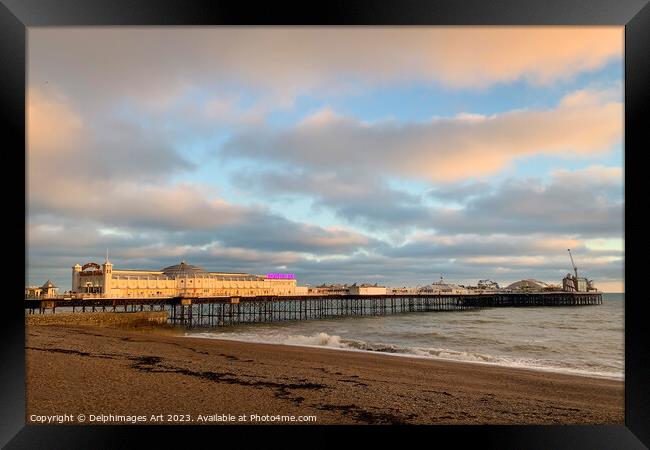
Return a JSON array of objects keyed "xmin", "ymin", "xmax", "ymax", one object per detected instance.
[{"xmin": 266, "ymin": 273, "xmax": 295, "ymax": 279}]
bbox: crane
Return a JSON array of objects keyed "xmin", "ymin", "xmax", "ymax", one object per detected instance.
[{"xmin": 567, "ymin": 249, "xmax": 578, "ymax": 280}]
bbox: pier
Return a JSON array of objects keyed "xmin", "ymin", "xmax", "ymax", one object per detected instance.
[{"xmin": 25, "ymin": 292, "xmax": 602, "ymax": 328}]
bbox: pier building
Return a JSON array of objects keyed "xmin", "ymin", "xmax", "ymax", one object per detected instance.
[
  {"xmin": 563, "ymin": 248, "xmax": 597, "ymax": 292},
  {"xmin": 562, "ymin": 273, "xmax": 596, "ymax": 292},
  {"xmin": 310, "ymin": 284, "xmax": 351, "ymax": 295},
  {"xmin": 71, "ymin": 259, "xmax": 300, "ymax": 298},
  {"xmin": 25, "ymin": 280, "xmax": 58, "ymax": 299},
  {"xmin": 348, "ymin": 284, "xmax": 387, "ymax": 295},
  {"xmin": 417, "ymin": 279, "xmax": 469, "ymax": 295},
  {"xmin": 505, "ymin": 279, "xmax": 549, "ymax": 292}
]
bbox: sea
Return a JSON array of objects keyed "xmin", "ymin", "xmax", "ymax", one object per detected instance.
[{"xmin": 187, "ymin": 293, "xmax": 624, "ymax": 380}]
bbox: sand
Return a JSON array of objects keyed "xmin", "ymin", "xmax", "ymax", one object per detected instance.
[
  {"xmin": 25, "ymin": 325, "xmax": 624, "ymax": 425},
  {"xmin": 25, "ymin": 311, "xmax": 168, "ymax": 327}
]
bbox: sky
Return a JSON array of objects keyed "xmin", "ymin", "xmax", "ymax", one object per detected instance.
[{"xmin": 26, "ymin": 27, "xmax": 625, "ymax": 292}]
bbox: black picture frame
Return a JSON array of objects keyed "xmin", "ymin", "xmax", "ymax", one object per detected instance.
[{"xmin": 3, "ymin": 0, "xmax": 648, "ymax": 448}]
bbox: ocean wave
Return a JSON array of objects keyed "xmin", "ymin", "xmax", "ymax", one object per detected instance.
[
  {"xmin": 448, "ymin": 336, "xmax": 506, "ymax": 346},
  {"xmin": 186, "ymin": 331, "xmax": 623, "ymax": 381},
  {"xmin": 190, "ymin": 331, "xmax": 348, "ymax": 349},
  {"xmin": 328, "ymin": 337, "xmax": 621, "ymax": 379},
  {"xmin": 342, "ymin": 340, "xmax": 404, "ymax": 353},
  {"xmin": 283, "ymin": 332, "xmax": 346, "ymax": 347},
  {"xmin": 546, "ymin": 324, "xmax": 580, "ymax": 330},
  {"xmin": 405, "ymin": 347, "xmax": 623, "ymax": 380},
  {"xmin": 369, "ymin": 330, "xmax": 450, "ymax": 340},
  {"xmin": 460, "ymin": 319, "xmax": 502, "ymax": 325},
  {"xmin": 505, "ymin": 343, "xmax": 553, "ymax": 352}
]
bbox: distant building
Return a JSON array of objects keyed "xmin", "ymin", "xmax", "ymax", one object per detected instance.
[
  {"xmin": 477, "ymin": 279, "xmax": 500, "ymax": 290},
  {"xmin": 388, "ymin": 286, "xmax": 412, "ymax": 294},
  {"xmin": 309, "ymin": 284, "xmax": 350, "ymax": 295},
  {"xmin": 25, "ymin": 280, "xmax": 58, "ymax": 299},
  {"xmin": 25, "ymin": 287, "xmax": 40, "ymax": 299},
  {"xmin": 70, "ymin": 259, "xmax": 301, "ymax": 298},
  {"xmin": 417, "ymin": 278, "xmax": 469, "ymax": 295},
  {"xmin": 294, "ymin": 286, "xmax": 309, "ymax": 295},
  {"xmin": 562, "ymin": 274, "xmax": 596, "ymax": 292},
  {"xmin": 505, "ymin": 279, "xmax": 549, "ymax": 292},
  {"xmin": 348, "ymin": 284, "xmax": 387, "ymax": 295}
]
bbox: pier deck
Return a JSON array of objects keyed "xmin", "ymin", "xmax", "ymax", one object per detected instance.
[{"xmin": 25, "ymin": 292, "xmax": 602, "ymax": 328}]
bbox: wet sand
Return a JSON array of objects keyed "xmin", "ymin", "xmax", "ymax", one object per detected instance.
[{"xmin": 26, "ymin": 325, "xmax": 624, "ymax": 425}]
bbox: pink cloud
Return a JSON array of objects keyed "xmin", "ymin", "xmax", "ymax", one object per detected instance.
[
  {"xmin": 225, "ymin": 87, "xmax": 622, "ymax": 182},
  {"xmin": 29, "ymin": 27, "xmax": 623, "ymax": 110}
]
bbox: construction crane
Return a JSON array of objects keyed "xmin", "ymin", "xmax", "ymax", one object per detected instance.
[
  {"xmin": 567, "ymin": 249, "xmax": 578, "ymax": 280},
  {"xmin": 564, "ymin": 249, "xmax": 597, "ymax": 292}
]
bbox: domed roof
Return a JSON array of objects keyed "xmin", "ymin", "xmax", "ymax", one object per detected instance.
[
  {"xmin": 161, "ymin": 261, "xmax": 206, "ymax": 277},
  {"xmin": 506, "ymin": 279, "xmax": 548, "ymax": 290},
  {"xmin": 418, "ymin": 281, "xmax": 463, "ymax": 292}
]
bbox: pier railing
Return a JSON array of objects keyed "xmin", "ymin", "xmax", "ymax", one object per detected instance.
[{"xmin": 25, "ymin": 292, "xmax": 602, "ymax": 328}]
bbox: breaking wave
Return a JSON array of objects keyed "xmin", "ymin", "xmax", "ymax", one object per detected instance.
[
  {"xmin": 188, "ymin": 330, "xmax": 623, "ymax": 380},
  {"xmin": 186, "ymin": 296, "xmax": 624, "ymax": 381},
  {"xmin": 191, "ymin": 331, "xmax": 348, "ymax": 349}
]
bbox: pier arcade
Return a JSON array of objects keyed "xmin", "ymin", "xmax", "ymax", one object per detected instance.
[{"xmin": 71, "ymin": 260, "xmax": 300, "ymax": 298}]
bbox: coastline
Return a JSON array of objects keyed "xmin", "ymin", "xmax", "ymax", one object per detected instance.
[
  {"xmin": 187, "ymin": 332, "xmax": 624, "ymax": 381},
  {"xmin": 26, "ymin": 324, "xmax": 624, "ymax": 425}
]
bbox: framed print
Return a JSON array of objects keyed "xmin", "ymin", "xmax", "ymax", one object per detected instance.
[{"xmin": 2, "ymin": 0, "xmax": 648, "ymax": 448}]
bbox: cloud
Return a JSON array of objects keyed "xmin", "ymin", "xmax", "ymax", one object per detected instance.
[
  {"xmin": 29, "ymin": 240, "xmax": 624, "ymax": 292},
  {"xmin": 30, "ymin": 181, "xmax": 249, "ymax": 231},
  {"xmin": 384, "ymin": 233, "xmax": 588, "ymax": 260},
  {"xmin": 29, "ymin": 179, "xmax": 374, "ymax": 257},
  {"xmin": 29, "ymin": 27, "xmax": 622, "ymax": 107},
  {"xmin": 427, "ymin": 181, "xmax": 491, "ymax": 202},
  {"xmin": 210, "ymin": 220, "xmax": 375, "ymax": 254},
  {"xmin": 26, "ymin": 212, "xmax": 377, "ymax": 290},
  {"xmin": 299, "ymin": 108, "xmax": 340, "ymax": 126},
  {"xmin": 25, "ymin": 28, "xmax": 625, "ymax": 292},
  {"xmin": 230, "ymin": 164, "xmax": 623, "ymax": 239},
  {"xmin": 231, "ymin": 169, "xmax": 433, "ymax": 231},
  {"xmin": 427, "ymin": 166, "xmax": 623, "ymax": 236},
  {"xmin": 27, "ymin": 87, "xmax": 194, "ymax": 184},
  {"xmin": 551, "ymin": 165, "xmax": 623, "ymax": 187},
  {"xmin": 27, "ymin": 88, "xmax": 83, "ymax": 152},
  {"xmin": 222, "ymin": 89, "xmax": 622, "ymax": 183},
  {"xmin": 26, "ymin": 87, "xmax": 379, "ymax": 275},
  {"xmin": 27, "ymin": 210, "xmax": 624, "ymax": 292}
]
